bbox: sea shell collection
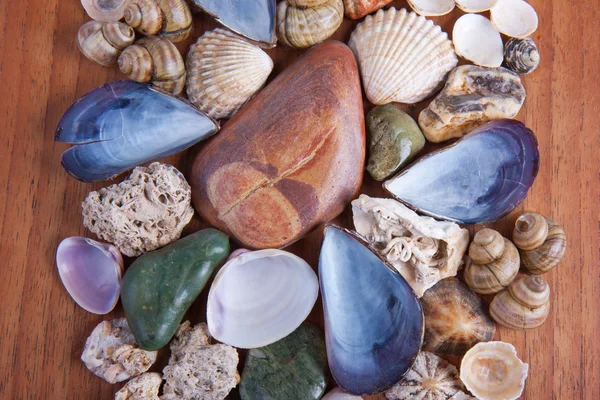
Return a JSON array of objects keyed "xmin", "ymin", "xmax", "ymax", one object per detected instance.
[{"xmin": 54, "ymin": 0, "xmax": 566, "ymax": 399}]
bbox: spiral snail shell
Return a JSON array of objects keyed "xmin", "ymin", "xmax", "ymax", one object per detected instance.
[
  {"xmin": 124, "ymin": 0, "xmax": 192, "ymax": 43},
  {"xmin": 276, "ymin": 0, "xmax": 344, "ymax": 48},
  {"xmin": 464, "ymin": 228, "xmax": 520, "ymax": 294},
  {"xmin": 80, "ymin": 0, "xmax": 130, "ymax": 22},
  {"xmin": 78, "ymin": 21, "xmax": 135, "ymax": 67},
  {"xmin": 512, "ymin": 212, "xmax": 566, "ymax": 274},
  {"xmin": 490, "ymin": 275, "xmax": 551, "ymax": 330},
  {"xmin": 118, "ymin": 36, "xmax": 186, "ymax": 95},
  {"xmin": 504, "ymin": 37, "xmax": 540, "ymax": 75}
]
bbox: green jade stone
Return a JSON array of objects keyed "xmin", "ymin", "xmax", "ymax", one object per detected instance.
[
  {"xmin": 366, "ymin": 104, "xmax": 426, "ymax": 181},
  {"xmin": 239, "ymin": 323, "xmax": 328, "ymax": 400},
  {"xmin": 121, "ymin": 228, "xmax": 230, "ymax": 351}
]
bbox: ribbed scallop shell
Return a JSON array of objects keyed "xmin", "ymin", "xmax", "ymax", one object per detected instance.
[
  {"xmin": 504, "ymin": 37, "xmax": 540, "ymax": 75},
  {"xmin": 186, "ymin": 28, "xmax": 274, "ymax": 120},
  {"xmin": 349, "ymin": 8, "xmax": 458, "ymax": 105}
]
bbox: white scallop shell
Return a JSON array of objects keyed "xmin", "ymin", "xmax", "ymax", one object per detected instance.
[
  {"xmin": 349, "ymin": 7, "xmax": 458, "ymax": 105},
  {"xmin": 453, "ymin": 14, "xmax": 504, "ymax": 67},
  {"xmin": 490, "ymin": 0, "xmax": 538, "ymax": 38},
  {"xmin": 455, "ymin": 0, "xmax": 498, "ymax": 12},
  {"xmin": 206, "ymin": 249, "xmax": 319, "ymax": 349},
  {"xmin": 407, "ymin": 0, "xmax": 455, "ymax": 16},
  {"xmin": 186, "ymin": 28, "xmax": 274, "ymax": 120}
]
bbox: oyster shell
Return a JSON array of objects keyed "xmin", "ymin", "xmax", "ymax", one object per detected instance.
[
  {"xmin": 56, "ymin": 237, "xmax": 123, "ymax": 315},
  {"xmin": 352, "ymin": 195, "xmax": 469, "ymax": 297},
  {"xmin": 348, "ymin": 7, "xmax": 457, "ymax": 105},
  {"xmin": 188, "ymin": 0, "xmax": 277, "ymax": 46},
  {"xmin": 206, "ymin": 249, "xmax": 319, "ymax": 349},
  {"xmin": 343, "ymin": 0, "xmax": 393, "ymax": 19},
  {"xmin": 319, "ymin": 225, "xmax": 424, "ymax": 395},
  {"xmin": 455, "ymin": 0, "xmax": 497, "ymax": 12},
  {"xmin": 385, "ymin": 352, "xmax": 471, "ymax": 400},
  {"xmin": 55, "ymin": 81, "xmax": 219, "ymax": 182},
  {"xmin": 453, "ymin": 14, "xmax": 504, "ymax": 68},
  {"xmin": 186, "ymin": 28, "xmax": 274, "ymax": 120},
  {"xmin": 490, "ymin": 0, "xmax": 538, "ymax": 38},
  {"xmin": 421, "ymin": 278, "xmax": 496, "ymax": 356},
  {"xmin": 407, "ymin": 0, "xmax": 455, "ymax": 16},
  {"xmin": 384, "ymin": 119, "xmax": 539, "ymax": 224},
  {"xmin": 460, "ymin": 341, "xmax": 529, "ymax": 400},
  {"xmin": 504, "ymin": 37, "xmax": 540, "ymax": 75}
]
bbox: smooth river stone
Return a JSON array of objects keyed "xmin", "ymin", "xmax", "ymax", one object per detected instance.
[
  {"xmin": 319, "ymin": 226, "xmax": 424, "ymax": 395},
  {"xmin": 366, "ymin": 105, "xmax": 425, "ymax": 181},
  {"xmin": 384, "ymin": 119, "xmax": 539, "ymax": 224},
  {"xmin": 190, "ymin": 41, "xmax": 365, "ymax": 249},
  {"xmin": 418, "ymin": 65, "xmax": 525, "ymax": 143},
  {"xmin": 239, "ymin": 323, "xmax": 328, "ymax": 400}
]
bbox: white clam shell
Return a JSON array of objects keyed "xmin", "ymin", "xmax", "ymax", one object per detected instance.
[
  {"xmin": 349, "ymin": 7, "xmax": 458, "ymax": 105},
  {"xmin": 206, "ymin": 249, "xmax": 319, "ymax": 349},
  {"xmin": 186, "ymin": 28, "xmax": 274, "ymax": 120},
  {"xmin": 490, "ymin": 0, "xmax": 538, "ymax": 39},
  {"xmin": 453, "ymin": 14, "xmax": 504, "ymax": 68},
  {"xmin": 455, "ymin": 0, "xmax": 498, "ymax": 12},
  {"xmin": 407, "ymin": 0, "xmax": 455, "ymax": 16}
]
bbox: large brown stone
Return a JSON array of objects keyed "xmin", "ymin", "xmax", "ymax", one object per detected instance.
[{"xmin": 190, "ymin": 41, "xmax": 365, "ymax": 249}]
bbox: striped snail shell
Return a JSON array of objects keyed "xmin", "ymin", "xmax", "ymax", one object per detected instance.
[
  {"xmin": 77, "ymin": 21, "xmax": 135, "ymax": 67},
  {"xmin": 504, "ymin": 37, "xmax": 540, "ymax": 75}
]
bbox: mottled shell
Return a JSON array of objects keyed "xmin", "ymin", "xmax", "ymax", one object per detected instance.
[
  {"xmin": 490, "ymin": 275, "xmax": 551, "ymax": 330},
  {"xmin": 464, "ymin": 229, "xmax": 520, "ymax": 294},
  {"xmin": 277, "ymin": 0, "xmax": 344, "ymax": 48},
  {"xmin": 343, "ymin": 0, "xmax": 393, "ymax": 19},
  {"xmin": 124, "ymin": 0, "xmax": 192, "ymax": 43},
  {"xmin": 119, "ymin": 36, "xmax": 186, "ymax": 96},
  {"xmin": 513, "ymin": 212, "xmax": 566, "ymax": 274},
  {"xmin": 407, "ymin": 0, "xmax": 455, "ymax": 16},
  {"xmin": 460, "ymin": 341, "xmax": 529, "ymax": 400},
  {"xmin": 349, "ymin": 7, "xmax": 458, "ymax": 105},
  {"xmin": 186, "ymin": 28, "xmax": 274, "ymax": 119},
  {"xmin": 504, "ymin": 37, "xmax": 540, "ymax": 75},
  {"xmin": 77, "ymin": 21, "xmax": 135, "ymax": 67},
  {"xmin": 421, "ymin": 278, "xmax": 496, "ymax": 356}
]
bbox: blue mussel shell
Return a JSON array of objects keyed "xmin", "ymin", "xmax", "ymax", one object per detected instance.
[
  {"xmin": 384, "ymin": 119, "xmax": 540, "ymax": 224},
  {"xmin": 319, "ymin": 226, "xmax": 424, "ymax": 395},
  {"xmin": 55, "ymin": 81, "xmax": 219, "ymax": 182}
]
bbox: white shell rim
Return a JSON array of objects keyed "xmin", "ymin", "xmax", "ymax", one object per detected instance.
[
  {"xmin": 453, "ymin": 14, "xmax": 504, "ymax": 68},
  {"xmin": 490, "ymin": 0, "xmax": 539, "ymax": 39},
  {"xmin": 407, "ymin": 0, "xmax": 455, "ymax": 16},
  {"xmin": 455, "ymin": 0, "xmax": 499, "ymax": 12}
]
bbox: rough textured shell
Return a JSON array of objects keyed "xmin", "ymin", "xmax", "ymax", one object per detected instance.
[
  {"xmin": 352, "ymin": 195, "xmax": 469, "ymax": 297},
  {"xmin": 385, "ymin": 351, "xmax": 470, "ymax": 400},
  {"xmin": 186, "ymin": 28, "xmax": 273, "ymax": 119},
  {"xmin": 277, "ymin": 0, "xmax": 344, "ymax": 48},
  {"xmin": 504, "ymin": 37, "xmax": 540, "ymax": 74},
  {"xmin": 115, "ymin": 372, "xmax": 162, "ymax": 400},
  {"xmin": 453, "ymin": 14, "xmax": 504, "ymax": 68},
  {"xmin": 460, "ymin": 341, "xmax": 529, "ymax": 400},
  {"xmin": 407, "ymin": 0, "xmax": 455, "ymax": 16},
  {"xmin": 206, "ymin": 249, "xmax": 319, "ymax": 349},
  {"xmin": 343, "ymin": 0, "xmax": 393, "ymax": 19},
  {"xmin": 349, "ymin": 7, "xmax": 458, "ymax": 104},
  {"xmin": 455, "ymin": 0, "xmax": 498, "ymax": 12}
]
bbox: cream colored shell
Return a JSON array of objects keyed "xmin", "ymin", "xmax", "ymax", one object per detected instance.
[
  {"xmin": 490, "ymin": 0, "xmax": 538, "ymax": 38},
  {"xmin": 455, "ymin": 0, "xmax": 498, "ymax": 12},
  {"xmin": 407, "ymin": 0, "xmax": 455, "ymax": 16},
  {"xmin": 277, "ymin": 0, "xmax": 344, "ymax": 48},
  {"xmin": 186, "ymin": 28, "xmax": 274, "ymax": 120},
  {"xmin": 115, "ymin": 372, "xmax": 162, "ymax": 400},
  {"xmin": 77, "ymin": 21, "xmax": 135, "ymax": 67},
  {"xmin": 460, "ymin": 341, "xmax": 529, "ymax": 400},
  {"xmin": 349, "ymin": 7, "xmax": 458, "ymax": 105},
  {"xmin": 453, "ymin": 14, "xmax": 504, "ymax": 68}
]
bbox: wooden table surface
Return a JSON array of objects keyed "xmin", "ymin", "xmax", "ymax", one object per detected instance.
[{"xmin": 1, "ymin": 0, "xmax": 598, "ymax": 399}]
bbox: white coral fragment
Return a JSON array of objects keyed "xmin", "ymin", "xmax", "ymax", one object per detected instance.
[
  {"xmin": 352, "ymin": 195, "xmax": 469, "ymax": 297},
  {"xmin": 162, "ymin": 321, "xmax": 240, "ymax": 400},
  {"xmin": 115, "ymin": 372, "xmax": 162, "ymax": 400},
  {"xmin": 82, "ymin": 162, "xmax": 194, "ymax": 257},
  {"xmin": 386, "ymin": 351, "xmax": 472, "ymax": 400},
  {"xmin": 81, "ymin": 318, "xmax": 157, "ymax": 384}
]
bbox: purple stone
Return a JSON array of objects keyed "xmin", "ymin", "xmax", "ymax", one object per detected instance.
[
  {"xmin": 56, "ymin": 237, "xmax": 124, "ymax": 315},
  {"xmin": 384, "ymin": 119, "xmax": 540, "ymax": 224}
]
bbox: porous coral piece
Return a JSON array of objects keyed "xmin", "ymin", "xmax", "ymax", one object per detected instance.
[
  {"xmin": 82, "ymin": 162, "xmax": 194, "ymax": 257},
  {"xmin": 385, "ymin": 352, "xmax": 472, "ymax": 400},
  {"xmin": 115, "ymin": 372, "xmax": 162, "ymax": 400},
  {"xmin": 81, "ymin": 318, "xmax": 157, "ymax": 384},
  {"xmin": 352, "ymin": 195, "xmax": 469, "ymax": 297},
  {"xmin": 162, "ymin": 321, "xmax": 240, "ymax": 400}
]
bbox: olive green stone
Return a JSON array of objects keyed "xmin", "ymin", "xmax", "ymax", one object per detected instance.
[
  {"xmin": 366, "ymin": 104, "xmax": 426, "ymax": 181},
  {"xmin": 239, "ymin": 323, "xmax": 328, "ymax": 400},
  {"xmin": 121, "ymin": 229, "xmax": 230, "ymax": 350}
]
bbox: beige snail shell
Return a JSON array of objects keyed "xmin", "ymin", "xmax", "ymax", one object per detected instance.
[
  {"xmin": 118, "ymin": 36, "xmax": 186, "ymax": 96},
  {"xmin": 464, "ymin": 228, "xmax": 520, "ymax": 294},
  {"xmin": 512, "ymin": 212, "xmax": 566, "ymax": 274},
  {"xmin": 77, "ymin": 21, "xmax": 135, "ymax": 67},
  {"xmin": 490, "ymin": 275, "xmax": 551, "ymax": 330},
  {"xmin": 124, "ymin": 0, "xmax": 192, "ymax": 43}
]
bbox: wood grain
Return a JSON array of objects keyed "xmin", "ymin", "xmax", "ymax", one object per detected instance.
[{"xmin": 0, "ymin": 1, "xmax": 598, "ymax": 399}]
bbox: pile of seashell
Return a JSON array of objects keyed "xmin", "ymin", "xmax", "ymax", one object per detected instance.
[{"xmin": 53, "ymin": 0, "xmax": 566, "ymax": 399}]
